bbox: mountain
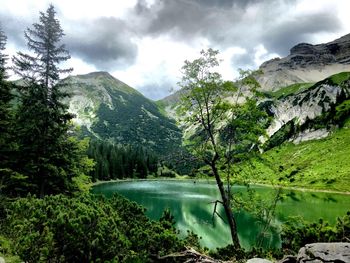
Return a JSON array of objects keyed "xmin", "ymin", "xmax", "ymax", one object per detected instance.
[
  {"xmin": 263, "ymin": 72, "xmax": 350, "ymax": 147},
  {"xmin": 62, "ymin": 72, "xmax": 182, "ymax": 156},
  {"xmin": 258, "ymin": 34, "xmax": 350, "ymax": 91}
]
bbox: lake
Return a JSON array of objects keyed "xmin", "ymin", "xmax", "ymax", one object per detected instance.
[{"xmin": 92, "ymin": 180, "xmax": 350, "ymax": 250}]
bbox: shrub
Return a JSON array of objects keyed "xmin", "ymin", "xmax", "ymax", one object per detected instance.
[
  {"xmin": 2, "ymin": 193, "xmax": 183, "ymax": 262},
  {"xmin": 281, "ymin": 211, "xmax": 350, "ymax": 254}
]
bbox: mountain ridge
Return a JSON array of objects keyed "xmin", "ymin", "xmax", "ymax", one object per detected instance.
[
  {"xmin": 159, "ymin": 33, "xmax": 350, "ymax": 107},
  {"xmin": 62, "ymin": 72, "xmax": 183, "ymax": 157},
  {"xmin": 258, "ymin": 33, "xmax": 350, "ymax": 91}
]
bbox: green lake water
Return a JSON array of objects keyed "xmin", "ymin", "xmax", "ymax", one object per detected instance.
[{"xmin": 92, "ymin": 180, "xmax": 350, "ymax": 250}]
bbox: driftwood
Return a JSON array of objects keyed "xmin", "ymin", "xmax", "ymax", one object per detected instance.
[{"xmin": 157, "ymin": 247, "xmax": 227, "ymax": 263}]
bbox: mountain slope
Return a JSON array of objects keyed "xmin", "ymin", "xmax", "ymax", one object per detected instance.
[
  {"xmin": 63, "ymin": 72, "xmax": 182, "ymax": 156},
  {"xmin": 263, "ymin": 72, "xmax": 350, "ymax": 143},
  {"xmin": 237, "ymin": 119, "xmax": 350, "ymax": 192},
  {"xmin": 258, "ymin": 34, "xmax": 350, "ymax": 91}
]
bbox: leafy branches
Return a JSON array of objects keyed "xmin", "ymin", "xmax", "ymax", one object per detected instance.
[{"xmin": 179, "ymin": 49, "xmax": 272, "ymax": 248}]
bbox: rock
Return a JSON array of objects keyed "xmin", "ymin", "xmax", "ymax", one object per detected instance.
[
  {"xmin": 297, "ymin": 242, "xmax": 350, "ymax": 263},
  {"xmin": 0, "ymin": 257, "xmax": 5, "ymax": 263},
  {"xmin": 292, "ymin": 128, "xmax": 329, "ymax": 144},
  {"xmin": 246, "ymin": 258, "xmax": 273, "ymax": 263}
]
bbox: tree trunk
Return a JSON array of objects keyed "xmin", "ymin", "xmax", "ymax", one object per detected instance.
[{"xmin": 211, "ymin": 161, "xmax": 240, "ymax": 246}]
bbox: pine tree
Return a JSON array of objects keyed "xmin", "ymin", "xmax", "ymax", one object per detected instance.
[
  {"xmin": 0, "ymin": 24, "xmax": 8, "ymax": 78},
  {"xmin": 10, "ymin": 5, "xmax": 91, "ymax": 197},
  {"xmin": 0, "ymin": 27, "xmax": 29, "ymax": 196},
  {"xmin": 0, "ymin": 26, "xmax": 11, "ymax": 154},
  {"xmin": 12, "ymin": 4, "xmax": 72, "ymax": 93},
  {"xmin": 0, "ymin": 27, "xmax": 12, "ymax": 180}
]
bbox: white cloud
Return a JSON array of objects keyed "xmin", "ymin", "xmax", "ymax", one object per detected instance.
[
  {"xmin": 66, "ymin": 58, "xmax": 97, "ymax": 76},
  {"xmin": 253, "ymin": 44, "xmax": 279, "ymax": 67},
  {"xmin": 56, "ymin": 0, "xmax": 137, "ymax": 21},
  {"xmin": 218, "ymin": 47, "xmax": 247, "ymax": 80},
  {"xmin": 113, "ymin": 36, "xmax": 204, "ymax": 94}
]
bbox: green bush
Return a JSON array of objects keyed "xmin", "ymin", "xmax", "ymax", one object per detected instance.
[
  {"xmin": 281, "ymin": 211, "xmax": 350, "ymax": 254},
  {"xmin": 2, "ymin": 194, "xmax": 183, "ymax": 262}
]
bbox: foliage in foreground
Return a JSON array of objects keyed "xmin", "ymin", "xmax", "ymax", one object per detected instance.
[
  {"xmin": 1, "ymin": 194, "xmax": 184, "ymax": 262},
  {"xmin": 281, "ymin": 211, "xmax": 350, "ymax": 254},
  {"xmin": 209, "ymin": 211, "xmax": 350, "ymax": 261}
]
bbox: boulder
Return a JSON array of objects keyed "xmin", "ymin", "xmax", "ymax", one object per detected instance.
[{"xmin": 297, "ymin": 243, "xmax": 350, "ymax": 263}]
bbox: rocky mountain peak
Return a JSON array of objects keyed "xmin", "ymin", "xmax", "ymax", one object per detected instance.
[{"xmin": 258, "ymin": 33, "xmax": 350, "ymax": 91}]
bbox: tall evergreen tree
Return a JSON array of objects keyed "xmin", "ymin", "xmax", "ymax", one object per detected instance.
[
  {"xmin": 10, "ymin": 5, "xmax": 91, "ymax": 197},
  {"xmin": 0, "ymin": 24, "xmax": 8, "ymax": 77},
  {"xmin": 0, "ymin": 27, "xmax": 12, "ymax": 166},
  {"xmin": 0, "ymin": 26, "xmax": 26, "ymax": 197},
  {"xmin": 12, "ymin": 4, "xmax": 72, "ymax": 93},
  {"xmin": 0, "ymin": 25, "xmax": 11, "ymax": 167}
]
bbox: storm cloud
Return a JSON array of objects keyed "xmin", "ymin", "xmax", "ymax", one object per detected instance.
[
  {"xmin": 0, "ymin": 14, "xmax": 33, "ymax": 49},
  {"xmin": 133, "ymin": 0, "xmax": 341, "ymax": 57},
  {"xmin": 262, "ymin": 12, "xmax": 341, "ymax": 55},
  {"xmin": 66, "ymin": 17, "xmax": 138, "ymax": 70},
  {"xmin": 138, "ymin": 80, "xmax": 175, "ymax": 101}
]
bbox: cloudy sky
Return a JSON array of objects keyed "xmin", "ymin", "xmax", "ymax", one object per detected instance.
[{"xmin": 1, "ymin": 0, "xmax": 350, "ymax": 100}]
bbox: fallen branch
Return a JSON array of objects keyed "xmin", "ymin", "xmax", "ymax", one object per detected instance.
[{"xmin": 157, "ymin": 247, "xmax": 225, "ymax": 262}]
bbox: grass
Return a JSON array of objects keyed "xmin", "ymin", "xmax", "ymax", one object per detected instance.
[
  {"xmin": 329, "ymin": 71, "xmax": 350, "ymax": 85},
  {"xmin": 264, "ymin": 82, "xmax": 314, "ymax": 99},
  {"xmin": 264, "ymin": 72, "xmax": 350, "ymax": 100},
  {"xmin": 237, "ymin": 119, "xmax": 350, "ymax": 192}
]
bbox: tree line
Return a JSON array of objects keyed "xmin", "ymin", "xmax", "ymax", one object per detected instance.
[{"xmin": 87, "ymin": 140, "xmax": 158, "ymax": 181}]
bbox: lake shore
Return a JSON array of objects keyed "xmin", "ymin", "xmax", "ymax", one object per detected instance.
[{"xmin": 92, "ymin": 177, "xmax": 350, "ymax": 195}]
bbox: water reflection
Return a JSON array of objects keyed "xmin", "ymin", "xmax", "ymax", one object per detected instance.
[{"xmin": 92, "ymin": 180, "xmax": 350, "ymax": 250}]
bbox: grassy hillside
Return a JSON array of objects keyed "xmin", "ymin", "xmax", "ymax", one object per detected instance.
[
  {"xmin": 237, "ymin": 119, "xmax": 350, "ymax": 192},
  {"xmin": 263, "ymin": 71, "xmax": 350, "ymax": 99},
  {"xmin": 264, "ymin": 82, "xmax": 314, "ymax": 99},
  {"xmin": 329, "ymin": 71, "xmax": 350, "ymax": 85}
]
